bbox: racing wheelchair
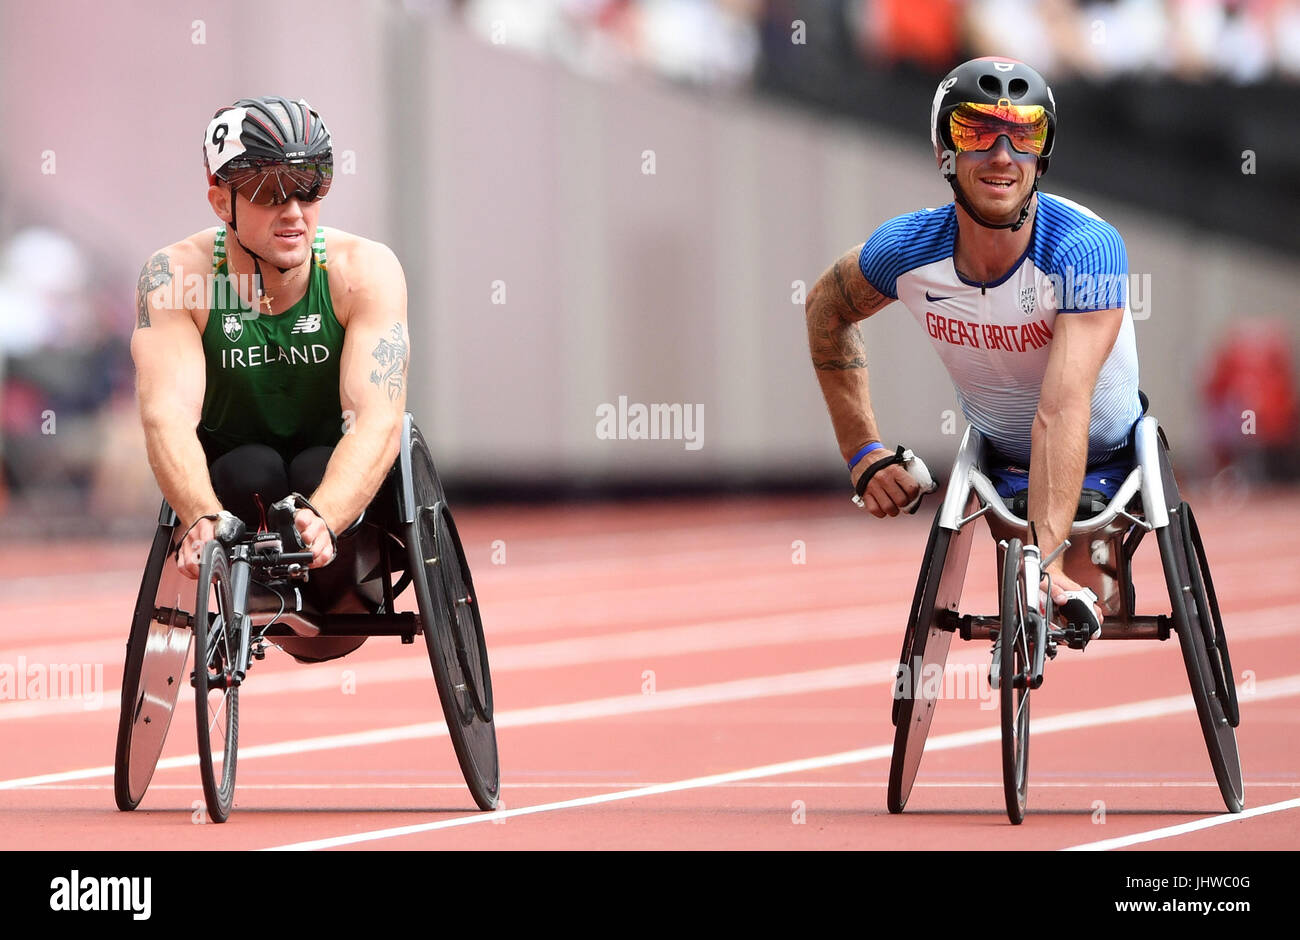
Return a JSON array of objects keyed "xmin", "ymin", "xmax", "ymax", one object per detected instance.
[
  {"xmin": 113, "ymin": 413, "xmax": 498, "ymax": 823},
  {"xmin": 886, "ymin": 413, "xmax": 1242, "ymax": 824}
]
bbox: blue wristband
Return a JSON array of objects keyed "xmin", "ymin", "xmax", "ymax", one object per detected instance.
[{"xmin": 848, "ymin": 441, "xmax": 884, "ymax": 470}]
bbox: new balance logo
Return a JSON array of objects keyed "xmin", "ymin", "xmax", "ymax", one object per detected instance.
[{"xmin": 291, "ymin": 314, "xmax": 321, "ymax": 334}]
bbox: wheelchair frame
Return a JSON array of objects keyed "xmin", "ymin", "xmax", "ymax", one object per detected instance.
[
  {"xmin": 887, "ymin": 415, "xmax": 1244, "ymax": 821},
  {"xmin": 113, "ymin": 413, "xmax": 499, "ymax": 822}
]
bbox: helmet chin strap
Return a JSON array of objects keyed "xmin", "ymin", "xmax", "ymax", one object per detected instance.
[
  {"xmin": 228, "ymin": 197, "xmax": 294, "ymax": 312},
  {"xmin": 948, "ymin": 173, "xmax": 1038, "ymax": 233}
]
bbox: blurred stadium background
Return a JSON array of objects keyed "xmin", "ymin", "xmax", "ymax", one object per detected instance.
[{"xmin": 0, "ymin": 0, "xmax": 1297, "ymax": 537}]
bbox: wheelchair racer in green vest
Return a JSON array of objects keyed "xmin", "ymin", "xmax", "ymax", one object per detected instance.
[{"xmin": 131, "ymin": 96, "xmax": 409, "ymax": 585}]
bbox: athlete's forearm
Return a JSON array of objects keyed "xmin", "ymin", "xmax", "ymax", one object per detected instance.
[
  {"xmin": 805, "ymin": 251, "xmax": 892, "ymax": 461},
  {"xmin": 141, "ymin": 418, "xmax": 222, "ymax": 528},
  {"xmin": 308, "ymin": 413, "xmax": 402, "ymax": 532},
  {"xmin": 1027, "ymin": 400, "xmax": 1091, "ymax": 564},
  {"xmin": 805, "ymin": 295, "xmax": 883, "ymax": 461}
]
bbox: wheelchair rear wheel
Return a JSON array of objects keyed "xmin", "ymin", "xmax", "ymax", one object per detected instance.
[
  {"xmin": 1158, "ymin": 505, "xmax": 1243, "ymax": 813},
  {"xmin": 115, "ymin": 521, "xmax": 193, "ymax": 812},
  {"xmin": 192, "ymin": 540, "xmax": 241, "ymax": 824},
  {"xmin": 407, "ymin": 426, "xmax": 500, "ymax": 810},
  {"xmin": 1183, "ymin": 505, "xmax": 1239, "ymax": 727}
]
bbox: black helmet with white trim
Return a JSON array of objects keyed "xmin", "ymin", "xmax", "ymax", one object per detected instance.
[
  {"xmin": 203, "ymin": 96, "xmax": 332, "ymax": 184},
  {"xmin": 201, "ymin": 96, "xmax": 333, "ymax": 296},
  {"xmin": 930, "ymin": 58, "xmax": 1057, "ymax": 231}
]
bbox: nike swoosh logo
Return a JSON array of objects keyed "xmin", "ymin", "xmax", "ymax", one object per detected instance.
[{"xmin": 925, "ymin": 291, "xmax": 953, "ymax": 302}]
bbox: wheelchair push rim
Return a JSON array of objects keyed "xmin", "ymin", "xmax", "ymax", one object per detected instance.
[
  {"xmin": 192, "ymin": 539, "xmax": 241, "ymax": 824},
  {"xmin": 1158, "ymin": 504, "xmax": 1244, "ymax": 814},
  {"xmin": 997, "ymin": 539, "xmax": 1031, "ymax": 825},
  {"xmin": 406, "ymin": 427, "xmax": 501, "ymax": 811},
  {"xmin": 115, "ymin": 523, "xmax": 195, "ymax": 812}
]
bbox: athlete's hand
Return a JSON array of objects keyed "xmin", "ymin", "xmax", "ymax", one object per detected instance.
[
  {"xmin": 851, "ymin": 447, "xmax": 921, "ymax": 518},
  {"xmin": 177, "ymin": 516, "xmax": 217, "ymax": 580},
  {"xmin": 1042, "ymin": 566, "xmax": 1104, "ymax": 626},
  {"xmin": 294, "ymin": 508, "xmax": 336, "ymax": 569}
]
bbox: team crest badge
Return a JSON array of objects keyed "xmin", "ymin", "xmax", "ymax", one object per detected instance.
[
  {"xmin": 1019, "ymin": 286, "xmax": 1037, "ymax": 317},
  {"xmin": 222, "ymin": 312, "xmax": 243, "ymax": 342}
]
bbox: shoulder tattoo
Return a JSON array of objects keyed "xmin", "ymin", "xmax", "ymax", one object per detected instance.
[{"xmin": 135, "ymin": 251, "xmax": 172, "ymax": 329}]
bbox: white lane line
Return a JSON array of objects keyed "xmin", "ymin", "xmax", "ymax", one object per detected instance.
[
  {"xmin": 1062, "ymin": 798, "xmax": 1300, "ymax": 851},
  {"xmin": 7, "ymin": 598, "xmax": 1298, "ymax": 724},
  {"xmin": 0, "ymin": 661, "xmax": 894, "ymax": 789},
  {"xmin": 261, "ymin": 674, "xmax": 1300, "ymax": 850},
  {"xmin": 5, "ymin": 653, "xmax": 1299, "ymax": 796},
  {"xmin": 0, "ymin": 604, "xmax": 889, "ymax": 722},
  {"xmin": 262, "ymin": 748, "xmax": 911, "ymax": 851}
]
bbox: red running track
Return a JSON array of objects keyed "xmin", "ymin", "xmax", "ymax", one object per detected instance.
[{"xmin": 1, "ymin": 490, "xmax": 1298, "ymax": 850}]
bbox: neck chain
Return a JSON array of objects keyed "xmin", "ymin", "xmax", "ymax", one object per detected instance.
[{"xmin": 235, "ymin": 255, "xmax": 303, "ymax": 314}]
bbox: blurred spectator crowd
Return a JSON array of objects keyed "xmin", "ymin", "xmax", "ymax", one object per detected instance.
[
  {"xmin": 442, "ymin": 0, "xmax": 1300, "ymax": 87},
  {"xmin": 1, "ymin": 3, "xmax": 1296, "ymax": 529},
  {"xmin": 0, "ymin": 226, "xmax": 151, "ymax": 523}
]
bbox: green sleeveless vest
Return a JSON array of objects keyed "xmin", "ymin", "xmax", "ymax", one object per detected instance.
[{"xmin": 199, "ymin": 227, "xmax": 345, "ymax": 461}]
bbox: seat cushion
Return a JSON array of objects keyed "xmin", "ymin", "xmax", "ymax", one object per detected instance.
[{"xmin": 987, "ymin": 454, "xmax": 1134, "ymax": 520}]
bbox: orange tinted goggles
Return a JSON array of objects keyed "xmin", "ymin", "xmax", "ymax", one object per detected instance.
[{"xmin": 948, "ymin": 102, "xmax": 1050, "ymax": 156}]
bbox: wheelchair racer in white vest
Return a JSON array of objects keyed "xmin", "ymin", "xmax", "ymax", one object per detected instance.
[{"xmin": 805, "ymin": 57, "xmax": 1145, "ymax": 645}]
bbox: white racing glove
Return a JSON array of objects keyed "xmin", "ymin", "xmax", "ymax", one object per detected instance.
[{"xmin": 852, "ymin": 446, "xmax": 939, "ymax": 515}]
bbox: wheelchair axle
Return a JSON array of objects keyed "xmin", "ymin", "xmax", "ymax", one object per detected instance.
[{"xmin": 189, "ymin": 670, "xmax": 243, "ymax": 691}]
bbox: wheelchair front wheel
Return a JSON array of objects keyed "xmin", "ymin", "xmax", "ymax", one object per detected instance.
[
  {"xmin": 192, "ymin": 540, "xmax": 241, "ymax": 824},
  {"xmin": 998, "ymin": 539, "xmax": 1031, "ymax": 825}
]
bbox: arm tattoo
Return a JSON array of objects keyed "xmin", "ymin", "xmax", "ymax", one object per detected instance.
[
  {"xmin": 810, "ymin": 305, "xmax": 868, "ymax": 371},
  {"xmin": 369, "ymin": 323, "xmax": 410, "ymax": 401},
  {"xmin": 831, "ymin": 256, "xmax": 884, "ymax": 321},
  {"xmin": 811, "ymin": 314, "xmax": 863, "ymax": 374},
  {"xmin": 808, "ymin": 252, "xmax": 881, "ymax": 371},
  {"xmin": 135, "ymin": 252, "xmax": 172, "ymax": 329}
]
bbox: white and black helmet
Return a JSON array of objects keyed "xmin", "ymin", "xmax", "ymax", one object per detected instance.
[
  {"xmin": 201, "ymin": 96, "xmax": 333, "ymax": 293},
  {"xmin": 203, "ymin": 96, "xmax": 332, "ymax": 183}
]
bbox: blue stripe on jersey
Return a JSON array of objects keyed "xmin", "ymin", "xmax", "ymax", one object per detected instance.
[
  {"xmin": 858, "ymin": 205, "xmax": 956, "ymax": 299},
  {"xmin": 1029, "ymin": 195, "xmax": 1129, "ymax": 312},
  {"xmin": 858, "ymin": 195, "xmax": 1129, "ymax": 313}
]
